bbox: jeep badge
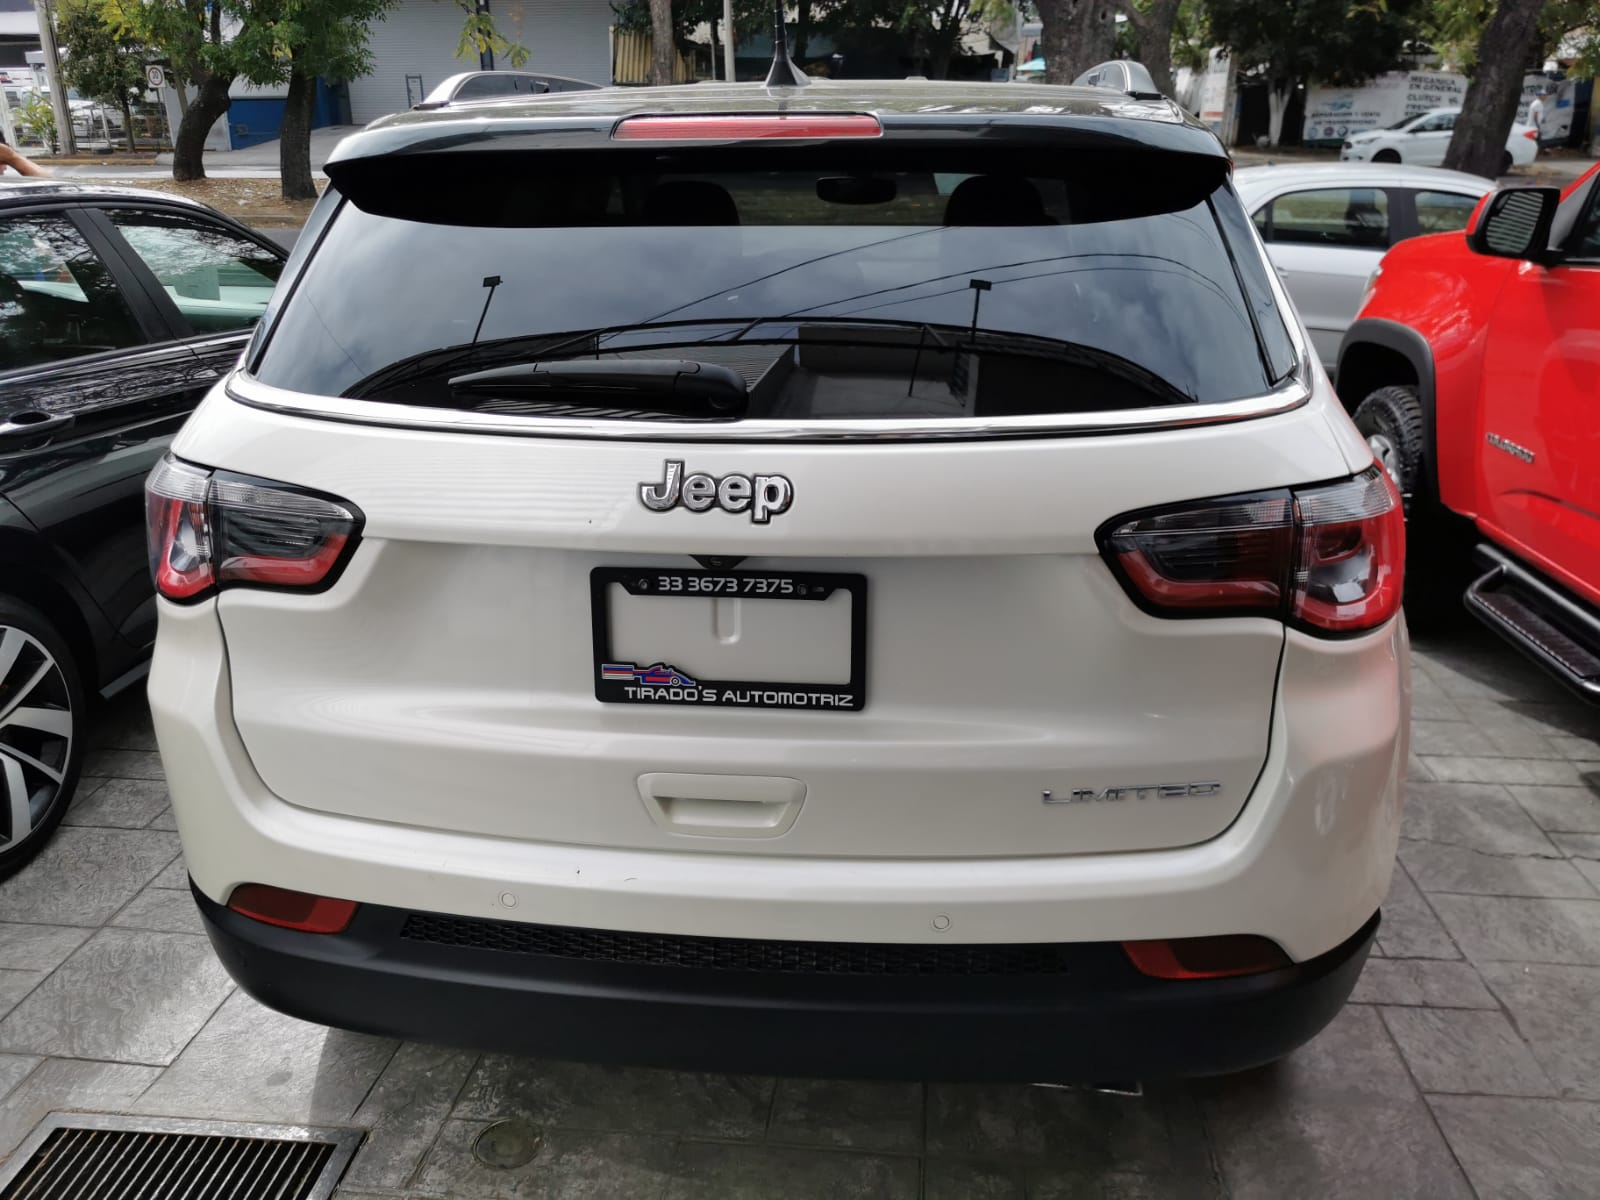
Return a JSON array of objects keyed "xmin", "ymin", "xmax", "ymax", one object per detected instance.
[{"xmin": 639, "ymin": 460, "xmax": 793, "ymax": 525}]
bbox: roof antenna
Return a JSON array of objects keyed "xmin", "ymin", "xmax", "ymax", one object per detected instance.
[{"xmin": 765, "ymin": 0, "xmax": 809, "ymax": 88}]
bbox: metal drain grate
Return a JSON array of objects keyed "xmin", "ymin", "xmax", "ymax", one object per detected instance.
[{"xmin": 0, "ymin": 1114, "xmax": 361, "ymax": 1200}]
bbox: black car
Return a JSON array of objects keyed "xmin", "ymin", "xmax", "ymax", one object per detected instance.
[{"xmin": 0, "ymin": 181, "xmax": 286, "ymax": 875}]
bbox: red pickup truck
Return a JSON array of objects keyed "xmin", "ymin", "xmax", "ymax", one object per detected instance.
[{"xmin": 1337, "ymin": 165, "xmax": 1600, "ymax": 701}]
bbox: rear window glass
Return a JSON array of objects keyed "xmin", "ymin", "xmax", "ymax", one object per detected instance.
[{"xmin": 254, "ymin": 150, "xmax": 1293, "ymax": 421}]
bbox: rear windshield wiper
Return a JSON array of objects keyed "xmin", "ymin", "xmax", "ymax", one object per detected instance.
[
  {"xmin": 349, "ymin": 316, "xmax": 1194, "ymax": 410},
  {"xmin": 448, "ymin": 358, "xmax": 749, "ymax": 417}
]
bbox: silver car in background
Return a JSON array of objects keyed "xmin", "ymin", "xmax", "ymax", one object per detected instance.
[{"xmin": 1234, "ymin": 163, "xmax": 1492, "ymax": 372}]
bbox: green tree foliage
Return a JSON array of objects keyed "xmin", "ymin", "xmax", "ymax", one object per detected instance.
[
  {"xmin": 56, "ymin": 0, "xmax": 150, "ymax": 151},
  {"xmin": 104, "ymin": 0, "xmax": 285, "ymax": 179},
  {"xmin": 1207, "ymin": 0, "xmax": 1428, "ymax": 143},
  {"xmin": 1431, "ymin": 0, "xmax": 1600, "ymax": 77},
  {"xmin": 16, "ymin": 94, "xmax": 59, "ymax": 151},
  {"xmin": 1171, "ymin": 0, "xmax": 1211, "ymax": 74},
  {"xmin": 263, "ymin": 0, "xmax": 398, "ymax": 199},
  {"xmin": 612, "ymin": 0, "xmax": 1016, "ymax": 78},
  {"xmin": 444, "ymin": 0, "xmax": 531, "ymax": 67},
  {"xmin": 104, "ymin": 0, "xmax": 520, "ymax": 183}
]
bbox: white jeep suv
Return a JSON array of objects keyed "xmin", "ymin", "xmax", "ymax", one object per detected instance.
[{"xmin": 146, "ymin": 79, "xmax": 1409, "ymax": 1081}]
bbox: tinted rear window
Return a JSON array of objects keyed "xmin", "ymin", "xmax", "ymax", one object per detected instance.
[{"xmin": 254, "ymin": 149, "xmax": 1294, "ymax": 420}]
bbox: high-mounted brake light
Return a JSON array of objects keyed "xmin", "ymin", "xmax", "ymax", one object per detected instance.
[
  {"xmin": 1099, "ymin": 466, "xmax": 1404, "ymax": 636},
  {"xmin": 145, "ymin": 456, "xmax": 363, "ymax": 603},
  {"xmin": 613, "ymin": 114, "xmax": 882, "ymax": 141}
]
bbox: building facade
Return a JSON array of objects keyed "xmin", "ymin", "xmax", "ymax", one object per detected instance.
[{"xmin": 347, "ymin": 0, "xmax": 616, "ymax": 123}]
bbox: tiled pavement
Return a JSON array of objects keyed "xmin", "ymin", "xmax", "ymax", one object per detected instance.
[{"xmin": 2, "ymin": 623, "xmax": 1599, "ymax": 1198}]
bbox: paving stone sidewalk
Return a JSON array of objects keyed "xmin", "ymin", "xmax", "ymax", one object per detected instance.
[{"xmin": 1, "ymin": 622, "xmax": 1597, "ymax": 1198}]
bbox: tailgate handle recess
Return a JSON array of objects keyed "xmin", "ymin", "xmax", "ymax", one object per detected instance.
[{"xmin": 637, "ymin": 773, "xmax": 806, "ymax": 838}]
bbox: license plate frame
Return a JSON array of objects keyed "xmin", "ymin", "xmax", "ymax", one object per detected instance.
[{"xmin": 590, "ymin": 567, "xmax": 867, "ymax": 711}]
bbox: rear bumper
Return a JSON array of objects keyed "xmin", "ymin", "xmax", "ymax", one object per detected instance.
[{"xmin": 195, "ymin": 883, "xmax": 1378, "ymax": 1081}]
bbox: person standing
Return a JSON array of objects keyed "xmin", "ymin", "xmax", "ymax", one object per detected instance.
[{"xmin": 1528, "ymin": 90, "xmax": 1547, "ymax": 153}]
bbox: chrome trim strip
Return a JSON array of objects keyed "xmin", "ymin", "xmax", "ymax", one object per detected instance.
[{"xmin": 225, "ymin": 370, "xmax": 1311, "ymax": 443}]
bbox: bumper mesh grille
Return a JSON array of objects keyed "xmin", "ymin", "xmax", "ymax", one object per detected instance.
[
  {"xmin": 0, "ymin": 1124, "xmax": 340, "ymax": 1200},
  {"xmin": 400, "ymin": 912, "xmax": 1078, "ymax": 976}
]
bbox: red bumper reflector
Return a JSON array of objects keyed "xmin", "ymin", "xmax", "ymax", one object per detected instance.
[
  {"xmin": 228, "ymin": 884, "xmax": 358, "ymax": 934},
  {"xmin": 613, "ymin": 114, "xmax": 882, "ymax": 141},
  {"xmin": 1122, "ymin": 934, "xmax": 1290, "ymax": 980}
]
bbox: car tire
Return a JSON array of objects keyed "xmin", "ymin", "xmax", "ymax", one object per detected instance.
[
  {"xmin": 1353, "ymin": 386, "xmax": 1424, "ymax": 505},
  {"xmin": 1373, "ymin": 148, "xmax": 1401, "ymax": 163},
  {"xmin": 1500, "ymin": 150, "xmax": 1513, "ymax": 175},
  {"xmin": 1351, "ymin": 387, "xmax": 1469, "ymax": 631},
  {"xmin": 0, "ymin": 597, "xmax": 87, "ymax": 880}
]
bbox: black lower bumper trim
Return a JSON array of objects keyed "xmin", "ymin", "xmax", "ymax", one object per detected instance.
[{"xmin": 194, "ymin": 883, "xmax": 1377, "ymax": 1082}]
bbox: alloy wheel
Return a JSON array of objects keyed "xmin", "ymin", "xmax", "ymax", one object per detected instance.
[{"xmin": 0, "ymin": 625, "xmax": 74, "ymax": 851}]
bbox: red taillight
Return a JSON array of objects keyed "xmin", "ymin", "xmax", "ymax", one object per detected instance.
[
  {"xmin": 1524, "ymin": 129, "xmax": 1539, "ymax": 140},
  {"xmin": 144, "ymin": 459, "xmax": 214, "ymax": 600},
  {"xmin": 228, "ymin": 884, "xmax": 357, "ymax": 934},
  {"xmin": 1100, "ymin": 466, "xmax": 1404, "ymax": 635},
  {"xmin": 613, "ymin": 114, "xmax": 882, "ymax": 141},
  {"xmin": 1291, "ymin": 470, "xmax": 1406, "ymax": 633},
  {"xmin": 1123, "ymin": 934, "xmax": 1290, "ymax": 980},
  {"xmin": 145, "ymin": 456, "xmax": 362, "ymax": 602}
]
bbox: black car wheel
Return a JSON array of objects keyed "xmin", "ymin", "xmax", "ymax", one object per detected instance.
[
  {"xmin": 1353, "ymin": 385, "xmax": 1425, "ymax": 508},
  {"xmin": 1373, "ymin": 149, "xmax": 1401, "ymax": 163},
  {"xmin": 1352, "ymin": 386, "xmax": 1472, "ymax": 630},
  {"xmin": 1500, "ymin": 150, "xmax": 1513, "ymax": 176},
  {"xmin": 0, "ymin": 597, "xmax": 86, "ymax": 879}
]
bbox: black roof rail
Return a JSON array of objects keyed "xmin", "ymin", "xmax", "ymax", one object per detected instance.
[
  {"xmin": 1071, "ymin": 60, "xmax": 1164, "ymax": 101},
  {"xmin": 413, "ymin": 71, "xmax": 604, "ymax": 110}
]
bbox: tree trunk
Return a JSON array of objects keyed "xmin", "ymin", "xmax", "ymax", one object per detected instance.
[
  {"xmin": 171, "ymin": 73, "xmax": 232, "ymax": 181},
  {"xmin": 121, "ymin": 97, "xmax": 136, "ymax": 153},
  {"xmin": 1121, "ymin": 0, "xmax": 1179, "ymax": 97},
  {"xmin": 1266, "ymin": 79, "xmax": 1293, "ymax": 146},
  {"xmin": 1442, "ymin": 0, "xmax": 1543, "ymax": 178},
  {"xmin": 1037, "ymin": 0, "xmax": 1117, "ymax": 85},
  {"xmin": 279, "ymin": 63, "xmax": 317, "ymax": 202},
  {"xmin": 649, "ymin": 0, "xmax": 674, "ymax": 85},
  {"xmin": 795, "ymin": 0, "xmax": 809, "ymax": 60}
]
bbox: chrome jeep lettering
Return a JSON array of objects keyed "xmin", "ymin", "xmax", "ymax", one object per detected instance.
[
  {"xmin": 638, "ymin": 461, "xmax": 793, "ymax": 524},
  {"xmin": 639, "ymin": 460, "xmax": 683, "ymax": 511}
]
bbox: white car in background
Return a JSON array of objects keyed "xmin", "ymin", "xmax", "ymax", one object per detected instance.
[
  {"xmin": 1235, "ymin": 163, "xmax": 1492, "ymax": 371},
  {"xmin": 1340, "ymin": 108, "xmax": 1538, "ymax": 175}
]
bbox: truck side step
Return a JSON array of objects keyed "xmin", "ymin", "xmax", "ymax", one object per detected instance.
[{"xmin": 1464, "ymin": 545, "xmax": 1600, "ymax": 703}]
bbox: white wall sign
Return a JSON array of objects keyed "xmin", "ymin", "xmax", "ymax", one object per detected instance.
[
  {"xmin": 1198, "ymin": 51, "xmax": 1235, "ymax": 142},
  {"xmin": 1302, "ymin": 71, "xmax": 1467, "ymax": 145}
]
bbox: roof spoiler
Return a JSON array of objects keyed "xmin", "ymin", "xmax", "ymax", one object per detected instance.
[
  {"xmin": 1071, "ymin": 60, "xmax": 1164, "ymax": 101},
  {"xmin": 414, "ymin": 71, "xmax": 602, "ymax": 110}
]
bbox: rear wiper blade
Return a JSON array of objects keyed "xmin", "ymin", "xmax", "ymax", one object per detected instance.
[{"xmin": 449, "ymin": 358, "xmax": 749, "ymax": 416}]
